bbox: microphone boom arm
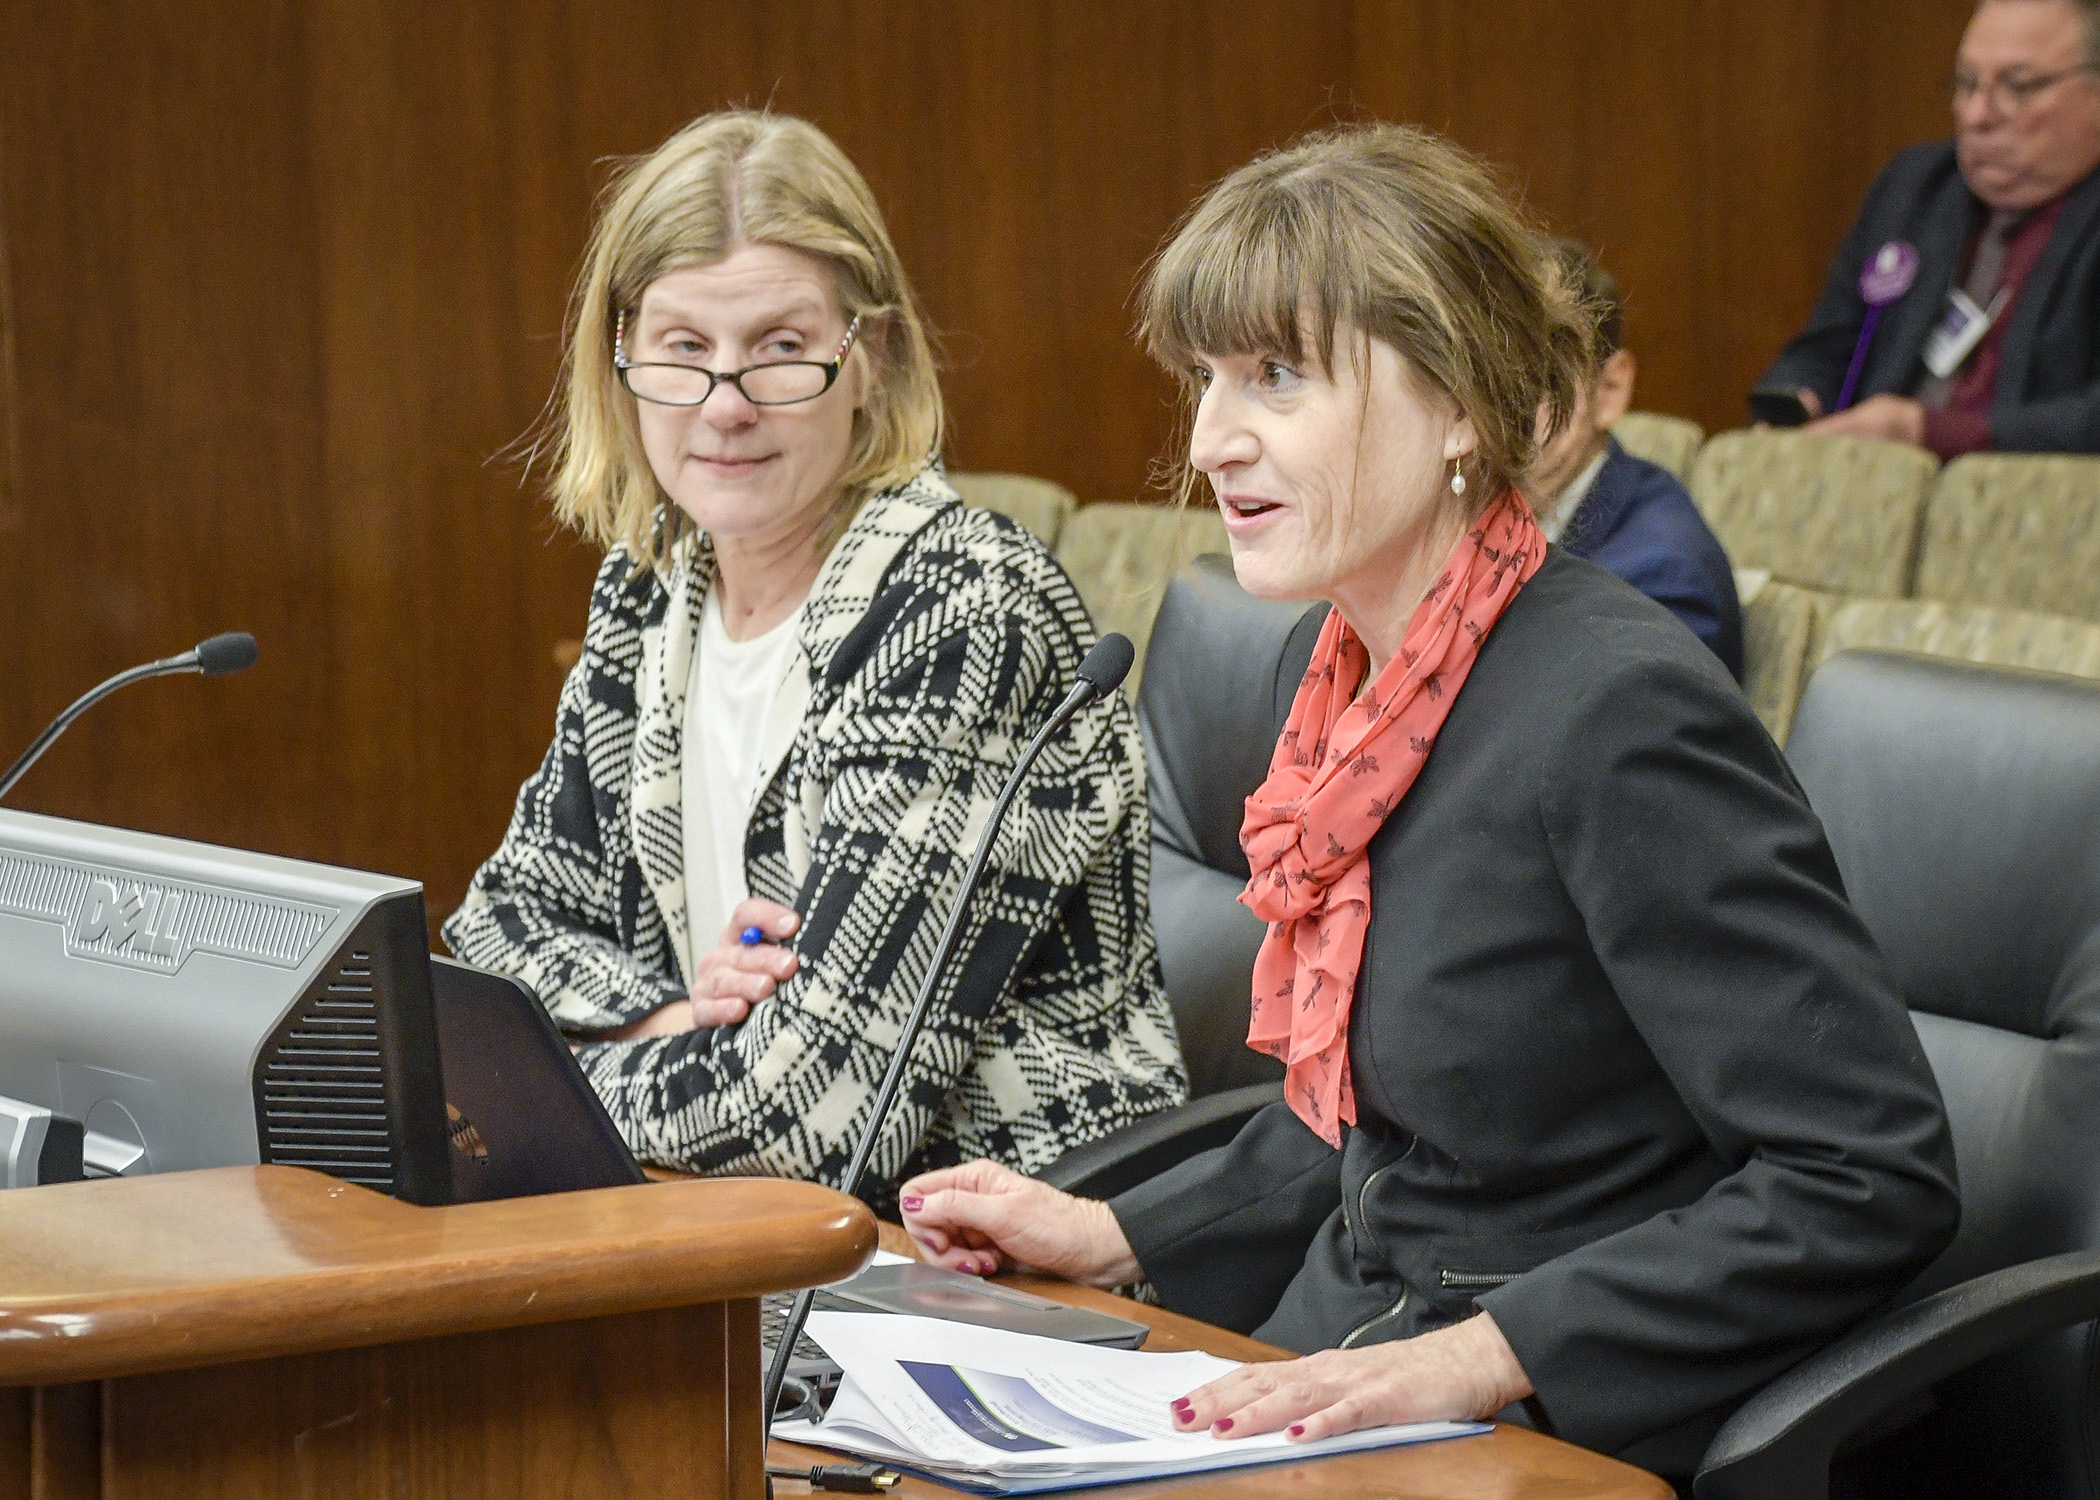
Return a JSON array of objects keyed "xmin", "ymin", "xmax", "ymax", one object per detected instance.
[
  {"xmin": 760, "ymin": 660, "xmax": 1120, "ymax": 1432},
  {"xmin": 0, "ymin": 656, "xmax": 194, "ymax": 804},
  {"xmin": 0, "ymin": 633, "xmax": 257, "ymax": 804}
]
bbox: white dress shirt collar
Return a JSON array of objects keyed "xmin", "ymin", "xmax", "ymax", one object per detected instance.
[{"xmin": 1540, "ymin": 445, "xmax": 1611, "ymax": 544}]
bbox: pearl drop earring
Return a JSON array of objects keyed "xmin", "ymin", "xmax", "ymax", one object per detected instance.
[{"xmin": 1450, "ymin": 460, "xmax": 1467, "ymax": 497}]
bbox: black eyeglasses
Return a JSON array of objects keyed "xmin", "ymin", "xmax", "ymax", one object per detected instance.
[
  {"xmin": 1949, "ymin": 63, "xmax": 2100, "ymax": 115},
  {"xmin": 613, "ymin": 312, "xmax": 862, "ymax": 407}
]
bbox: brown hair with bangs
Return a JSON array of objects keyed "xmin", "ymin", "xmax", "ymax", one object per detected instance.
[{"xmin": 1138, "ymin": 123, "xmax": 1596, "ymax": 510}]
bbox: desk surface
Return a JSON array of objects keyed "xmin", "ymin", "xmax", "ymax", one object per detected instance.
[
  {"xmin": 771, "ymin": 1225, "xmax": 1672, "ymax": 1500},
  {"xmin": 0, "ymin": 1165, "xmax": 874, "ymax": 1386}
]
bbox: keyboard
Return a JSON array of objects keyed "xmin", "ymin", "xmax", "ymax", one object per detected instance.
[{"xmin": 761, "ymin": 1289, "xmax": 849, "ymax": 1371}]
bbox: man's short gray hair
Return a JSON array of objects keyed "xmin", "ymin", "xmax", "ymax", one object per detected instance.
[
  {"xmin": 2069, "ymin": 0, "xmax": 2100, "ymax": 65},
  {"xmin": 1979, "ymin": 0, "xmax": 2100, "ymax": 66}
]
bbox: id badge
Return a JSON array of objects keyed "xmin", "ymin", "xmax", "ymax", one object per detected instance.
[{"xmin": 1922, "ymin": 288, "xmax": 2004, "ymax": 378}]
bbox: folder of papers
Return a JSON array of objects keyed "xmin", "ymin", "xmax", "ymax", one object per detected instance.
[{"xmin": 774, "ymin": 1310, "xmax": 1490, "ymax": 1494}]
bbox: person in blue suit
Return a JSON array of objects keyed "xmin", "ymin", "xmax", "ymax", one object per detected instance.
[{"xmin": 1530, "ymin": 242, "xmax": 1744, "ymax": 681}]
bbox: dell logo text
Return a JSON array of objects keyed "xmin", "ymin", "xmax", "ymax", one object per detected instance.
[{"xmin": 74, "ymin": 879, "xmax": 185, "ymax": 961}]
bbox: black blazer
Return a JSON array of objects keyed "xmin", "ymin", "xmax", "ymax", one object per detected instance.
[
  {"xmin": 1758, "ymin": 140, "xmax": 2100, "ymax": 453},
  {"xmin": 1111, "ymin": 551, "xmax": 1958, "ymax": 1478},
  {"xmin": 1559, "ymin": 438, "xmax": 1743, "ymax": 680}
]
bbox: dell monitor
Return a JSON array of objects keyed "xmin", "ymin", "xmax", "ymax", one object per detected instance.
[{"xmin": 0, "ymin": 807, "xmax": 450, "ymax": 1203}]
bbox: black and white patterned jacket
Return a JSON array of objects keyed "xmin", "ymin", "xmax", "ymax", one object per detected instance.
[{"xmin": 443, "ymin": 469, "xmax": 1187, "ymax": 1205}]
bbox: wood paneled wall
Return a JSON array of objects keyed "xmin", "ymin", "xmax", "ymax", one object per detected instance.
[{"xmin": 0, "ymin": 0, "xmax": 1973, "ymax": 928}]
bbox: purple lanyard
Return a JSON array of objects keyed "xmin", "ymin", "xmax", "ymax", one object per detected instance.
[{"xmin": 1836, "ymin": 241, "xmax": 1920, "ymax": 412}]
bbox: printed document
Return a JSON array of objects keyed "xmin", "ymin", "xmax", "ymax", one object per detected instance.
[{"xmin": 774, "ymin": 1311, "xmax": 1488, "ymax": 1494}]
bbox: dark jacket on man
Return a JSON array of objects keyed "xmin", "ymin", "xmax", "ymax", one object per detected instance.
[
  {"xmin": 1110, "ymin": 550, "xmax": 1960, "ymax": 1480},
  {"xmin": 1758, "ymin": 139, "xmax": 2100, "ymax": 453},
  {"xmin": 1558, "ymin": 438, "xmax": 1743, "ymax": 680}
]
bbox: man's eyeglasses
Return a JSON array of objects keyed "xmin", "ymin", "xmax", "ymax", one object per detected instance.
[
  {"xmin": 614, "ymin": 312, "xmax": 862, "ymax": 407},
  {"xmin": 1949, "ymin": 63, "xmax": 2100, "ymax": 116}
]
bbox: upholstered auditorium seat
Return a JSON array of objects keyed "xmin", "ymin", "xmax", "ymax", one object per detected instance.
[
  {"xmin": 1733, "ymin": 570, "xmax": 1826, "ymax": 743},
  {"xmin": 947, "ymin": 470, "xmax": 1078, "ymax": 549},
  {"xmin": 1132, "ymin": 555, "xmax": 1307, "ymax": 1098},
  {"xmin": 1051, "ymin": 503, "xmax": 1230, "ymax": 696},
  {"xmin": 1813, "ymin": 596, "xmax": 2100, "ymax": 686},
  {"xmin": 1038, "ymin": 557, "xmax": 1304, "ymax": 1196},
  {"xmin": 1612, "ymin": 410, "xmax": 1705, "ymax": 480},
  {"xmin": 1914, "ymin": 453, "xmax": 2100, "ymax": 623},
  {"xmin": 1697, "ymin": 652, "xmax": 2100, "ymax": 1500},
  {"xmin": 1690, "ymin": 430, "xmax": 1938, "ymax": 598}
]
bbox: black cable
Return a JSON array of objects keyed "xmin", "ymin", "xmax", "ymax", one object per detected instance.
[
  {"xmin": 772, "ymin": 1374, "xmax": 823, "ymax": 1426},
  {"xmin": 764, "ymin": 1460, "xmax": 901, "ymax": 1492}
]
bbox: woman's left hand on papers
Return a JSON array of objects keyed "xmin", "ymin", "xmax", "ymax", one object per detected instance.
[{"xmin": 1169, "ymin": 1312, "xmax": 1533, "ymax": 1442}]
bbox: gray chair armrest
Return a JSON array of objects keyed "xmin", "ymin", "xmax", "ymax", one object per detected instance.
[
  {"xmin": 1695, "ymin": 1249, "xmax": 2100, "ymax": 1500},
  {"xmin": 1035, "ymin": 1083, "xmax": 1282, "ymax": 1199}
]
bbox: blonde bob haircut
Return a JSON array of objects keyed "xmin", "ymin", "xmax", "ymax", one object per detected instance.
[
  {"xmin": 1138, "ymin": 123, "xmax": 1596, "ymax": 511},
  {"xmin": 546, "ymin": 111, "xmax": 943, "ymax": 569}
]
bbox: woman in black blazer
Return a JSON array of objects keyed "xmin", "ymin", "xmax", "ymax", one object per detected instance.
[{"xmin": 897, "ymin": 123, "xmax": 1959, "ymax": 1481}]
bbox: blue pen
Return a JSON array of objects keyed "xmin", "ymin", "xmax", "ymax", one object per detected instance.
[{"xmin": 739, "ymin": 926, "xmax": 766, "ymax": 946}]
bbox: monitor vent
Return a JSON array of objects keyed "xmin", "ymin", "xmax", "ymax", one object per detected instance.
[{"xmin": 256, "ymin": 948, "xmax": 395, "ymax": 1190}]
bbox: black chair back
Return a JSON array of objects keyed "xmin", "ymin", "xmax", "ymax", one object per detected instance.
[
  {"xmin": 1137, "ymin": 557, "xmax": 1322, "ymax": 1096},
  {"xmin": 1783, "ymin": 651, "xmax": 2100, "ymax": 1500}
]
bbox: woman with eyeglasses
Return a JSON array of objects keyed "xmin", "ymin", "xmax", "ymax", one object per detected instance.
[{"xmin": 446, "ymin": 111, "xmax": 1186, "ymax": 1205}]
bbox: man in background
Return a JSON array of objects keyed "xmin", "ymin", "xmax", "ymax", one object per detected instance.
[
  {"xmin": 1533, "ymin": 243, "xmax": 1744, "ymax": 680},
  {"xmin": 1758, "ymin": 0, "xmax": 2100, "ymax": 457}
]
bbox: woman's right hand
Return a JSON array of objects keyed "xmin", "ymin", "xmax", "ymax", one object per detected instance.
[
  {"xmin": 899, "ymin": 1159, "xmax": 1141, "ymax": 1288},
  {"xmin": 607, "ymin": 898, "xmax": 802, "ymax": 1038},
  {"xmin": 688, "ymin": 897, "xmax": 801, "ymax": 1025}
]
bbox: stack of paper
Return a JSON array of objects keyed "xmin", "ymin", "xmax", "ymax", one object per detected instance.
[{"xmin": 774, "ymin": 1310, "xmax": 1489, "ymax": 1495}]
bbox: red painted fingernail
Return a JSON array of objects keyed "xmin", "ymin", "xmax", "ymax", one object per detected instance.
[
  {"xmin": 1214, "ymin": 1418, "xmax": 1233, "ymax": 1433},
  {"xmin": 1288, "ymin": 1424, "xmax": 1305, "ymax": 1438},
  {"xmin": 900, "ymin": 1196, "xmax": 923, "ymax": 1211},
  {"xmin": 1174, "ymin": 1410, "xmax": 1195, "ymax": 1424},
  {"xmin": 1169, "ymin": 1398, "xmax": 1191, "ymax": 1411}
]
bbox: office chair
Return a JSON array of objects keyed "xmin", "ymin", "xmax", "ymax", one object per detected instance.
[
  {"xmin": 1697, "ymin": 653, "xmax": 2100, "ymax": 1500},
  {"xmin": 1041, "ymin": 557, "xmax": 1315, "ymax": 1196}
]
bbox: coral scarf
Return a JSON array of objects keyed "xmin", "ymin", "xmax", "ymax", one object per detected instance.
[{"xmin": 1239, "ymin": 490, "xmax": 1546, "ymax": 1146}]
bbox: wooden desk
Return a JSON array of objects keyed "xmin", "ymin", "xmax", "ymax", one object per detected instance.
[
  {"xmin": 0, "ymin": 1165, "xmax": 875, "ymax": 1499},
  {"xmin": 769, "ymin": 1224, "xmax": 1674, "ymax": 1500}
]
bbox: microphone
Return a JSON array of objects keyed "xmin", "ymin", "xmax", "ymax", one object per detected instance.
[
  {"xmin": 762, "ymin": 633, "xmax": 1135, "ymax": 1432},
  {"xmin": 194, "ymin": 631, "xmax": 261, "ymax": 676},
  {"xmin": 0, "ymin": 633, "xmax": 259, "ymax": 803},
  {"xmin": 1074, "ymin": 632, "xmax": 1134, "ymax": 701}
]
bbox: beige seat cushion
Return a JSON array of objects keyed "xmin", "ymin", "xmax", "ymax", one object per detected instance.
[
  {"xmin": 1915, "ymin": 453, "xmax": 2100, "ymax": 622},
  {"xmin": 1736, "ymin": 573, "xmax": 1827, "ymax": 745},
  {"xmin": 1689, "ymin": 429, "xmax": 1939, "ymax": 598},
  {"xmin": 1055, "ymin": 503, "xmax": 1231, "ymax": 696},
  {"xmin": 947, "ymin": 471, "xmax": 1078, "ymax": 550},
  {"xmin": 1813, "ymin": 596, "xmax": 2100, "ymax": 682},
  {"xmin": 1611, "ymin": 411, "xmax": 1705, "ymax": 481}
]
